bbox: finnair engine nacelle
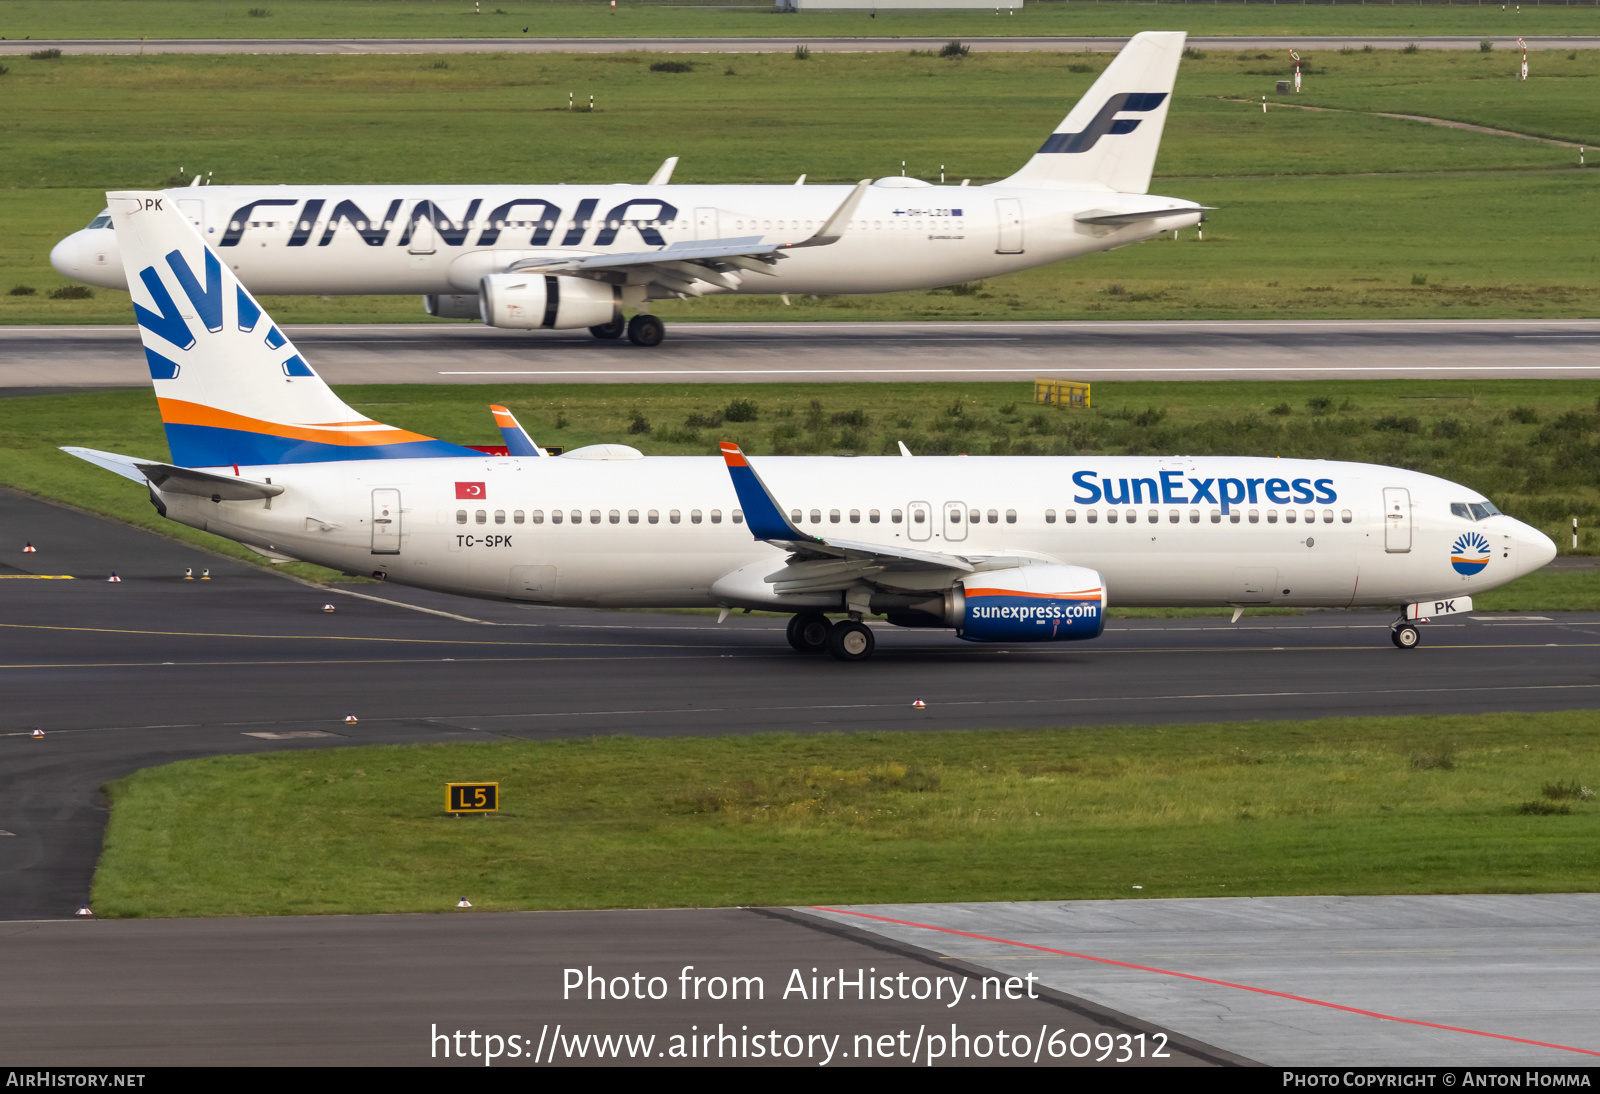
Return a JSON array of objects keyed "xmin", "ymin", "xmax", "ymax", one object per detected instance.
[
  {"xmin": 957, "ymin": 564, "xmax": 1106, "ymax": 643},
  {"xmin": 478, "ymin": 273, "xmax": 620, "ymax": 330}
]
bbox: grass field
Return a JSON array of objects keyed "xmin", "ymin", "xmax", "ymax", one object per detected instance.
[
  {"xmin": 90, "ymin": 711, "xmax": 1600, "ymax": 917},
  {"xmin": 4, "ymin": 380, "xmax": 1596, "ymax": 604},
  {"xmin": 4, "ymin": 49, "xmax": 1598, "ymax": 324},
  {"xmin": 7, "ymin": 0, "xmax": 1599, "ymax": 42}
]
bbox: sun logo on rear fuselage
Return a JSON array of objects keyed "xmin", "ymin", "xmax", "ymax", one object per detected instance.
[{"xmin": 1450, "ymin": 531, "xmax": 1492, "ymax": 575}]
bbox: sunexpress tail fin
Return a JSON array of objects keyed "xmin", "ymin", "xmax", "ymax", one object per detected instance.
[
  {"xmin": 490, "ymin": 404, "xmax": 546, "ymax": 457},
  {"xmin": 998, "ymin": 31, "xmax": 1185, "ymax": 195},
  {"xmin": 107, "ymin": 191, "xmax": 478, "ymax": 468}
]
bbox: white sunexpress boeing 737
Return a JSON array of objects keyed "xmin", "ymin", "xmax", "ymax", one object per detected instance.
[
  {"xmin": 52, "ymin": 33, "xmax": 1207, "ymax": 347},
  {"xmin": 63, "ymin": 192, "xmax": 1555, "ymax": 661}
]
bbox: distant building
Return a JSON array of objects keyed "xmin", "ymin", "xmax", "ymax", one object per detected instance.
[{"xmin": 779, "ymin": 0, "xmax": 1021, "ymax": 10}]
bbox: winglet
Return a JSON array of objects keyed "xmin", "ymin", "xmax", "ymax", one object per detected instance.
[
  {"xmin": 784, "ymin": 179, "xmax": 871, "ymax": 249},
  {"xmin": 719, "ymin": 442, "xmax": 814, "ymax": 542},
  {"xmin": 648, "ymin": 156, "xmax": 679, "ymax": 186},
  {"xmin": 490, "ymin": 404, "xmax": 545, "ymax": 457}
]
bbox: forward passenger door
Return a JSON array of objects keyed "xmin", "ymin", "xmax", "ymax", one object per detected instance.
[{"xmin": 1383, "ymin": 488, "xmax": 1412, "ymax": 553}]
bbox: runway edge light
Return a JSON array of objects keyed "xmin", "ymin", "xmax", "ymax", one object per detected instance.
[
  {"xmin": 31, "ymin": 728, "xmax": 43, "ymax": 739},
  {"xmin": 323, "ymin": 604, "xmax": 336, "ymax": 613},
  {"xmin": 344, "ymin": 714, "xmax": 358, "ymax": 724},
  {"xmin": 184, "ymin": 568, "xmax": 193, "ymax": 580},
  {"xmin": 456, "ymin": 898, "xmax": 472, "ymax": 909},
  {"xmin": 912, "ymin": 699, "xmax": 926, "ymax": 709},
  {"xmin": 106, "ymin": 572, "xmax": 120, "ymax": 583},
  {"xmin": 22, "ymin": 542, "xmax": 35, "ymax": 553},
  {"xmin": 76, "ymin": 905, "xmax": 93, "ymax": 918}
]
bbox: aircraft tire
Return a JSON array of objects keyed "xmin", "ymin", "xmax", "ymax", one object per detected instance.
[
  {"xmin": 787, "ymin": 612, "xmax": 832, "ymax": 654},
  {"xmin": 589, "ymin": 317, "xmax": 625, "ymax": 340},
  {"xmin": 1392, "ymin": 623, "xmax": 1421, "ymax": 650},
  {"xmin": 826, "ymin": 620, "xmax": 875, "ymax": 663},
  {"xmin": 627, "ymin": 314, "xmax": 666, "ymax": 347}
]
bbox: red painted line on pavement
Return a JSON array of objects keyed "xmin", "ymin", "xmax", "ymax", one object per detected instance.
[{"xmin": 812, "ymin": 906, "xmax": 1600, "ymax": 1058}]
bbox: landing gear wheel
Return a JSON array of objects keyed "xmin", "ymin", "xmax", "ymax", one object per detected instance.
[
  {"xmin": 627, "ymin": 313, "xmax": 666, "ymax": 347},
  {"xmin": 1392, "ymin": 623, "xmax": 1421, "ymax": 649},
  {"xmin": 827, "ymin": 620, "xmax": 875, "ymax": 663},
  {"xmin": 588, "ymin": 316, "xmax": 625, "ymax": 340},
  {"xmin": 786, "ymin": 612, "xmax": 831, "ymax": 654}
]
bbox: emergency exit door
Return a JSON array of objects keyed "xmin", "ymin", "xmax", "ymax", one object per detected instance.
[
  {"xmin": 1383, "ymin": 487, "xmax": 1411, "ymax": 553},
  {"xmin": 372, "ymin": 489, "xmax": 402, "ymax": 554}
]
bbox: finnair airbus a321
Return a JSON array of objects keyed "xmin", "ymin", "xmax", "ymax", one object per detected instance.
[
  {"xmin": 52, "ymin": 32, "xmax": 1207, "ymax": 347},
  {"xmin": 64, "ymin": 192, "xmax": 1555, "ymax": 661}
]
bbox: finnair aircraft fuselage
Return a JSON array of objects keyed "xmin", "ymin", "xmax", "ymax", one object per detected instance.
[
  {"xmin": 54, "ymin": 180, "xmax": 1194, "ymax": 297},
  {"xmin": 157, "ymin": 452, "xmax": 1546, "ymax": 615}
]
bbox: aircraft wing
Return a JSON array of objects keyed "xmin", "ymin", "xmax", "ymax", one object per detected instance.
[
  {"xmin": 512, "ymin": 180, "xmax": 871, "ymax": 297},
  {"xmin": 719, "ymin": 441, "xmax": 977, "ymax": 594}
]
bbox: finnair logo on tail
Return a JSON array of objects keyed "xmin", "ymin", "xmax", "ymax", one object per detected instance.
[{"xmin": 1037, "ymin": 92, "xmax": 1169, "ymax": 154}]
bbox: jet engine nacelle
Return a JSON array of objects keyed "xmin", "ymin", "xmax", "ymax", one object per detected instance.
[
  {"xmin": 957, "ymin": 564, "xmax": 1106, "ymax": 643},
  {"xmin": 479, "ymin": 273, "xmax": 619, "ymax": 330},
  {"xmin": 423, "ymin": 293, "xmax": 482, "ymax": 320}
]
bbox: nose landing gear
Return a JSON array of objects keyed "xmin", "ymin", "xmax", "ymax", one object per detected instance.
[{"xmin": 1391, "ymin": 621, "xmax": 1421, "ymax": 649}]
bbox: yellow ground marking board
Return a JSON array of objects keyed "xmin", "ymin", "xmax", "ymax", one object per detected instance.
[{"xmin": 447, "ymin": 782, "xmax": 499, "ymax": 813}]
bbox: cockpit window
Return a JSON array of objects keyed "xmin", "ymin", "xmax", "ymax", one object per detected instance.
[
  {"xmin": 87, "ymin": 212, "xmax": 112, "ymax": 229},
  {"xmin": 1450, "ymin": 503, "xmax": 1471, "ymax": 520},
  {"xmin": 1454, "ymin": 501, "xmax": 1503, "ymax": 521}
]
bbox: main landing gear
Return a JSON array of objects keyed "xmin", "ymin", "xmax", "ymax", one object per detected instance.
[
  {"xmin": 1390, "ymin": 620, "xmax": 1421, "ymax": 649},
  {"xmin": 786, "ymin": 613, "xmax": 876, "ymax": 662},
  {"xmin": 587, "ymin": 311, "xmax": 666, "ymax": 347}
]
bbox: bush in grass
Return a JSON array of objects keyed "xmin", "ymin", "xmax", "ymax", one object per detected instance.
[
  {"xmin": 1480, "ymin": 39, "xmax": 1494, "ymax": 53},
  {"xmin": 831, "ymin": 408, "xmax": 869, "ymax": 428},
  {"xmin": 940, "ymin": 41, "xmax": 970, "ymax": 59},
  {"xmin": 627, "ymin": 410, "xmax": 651, "ymax": 435},
  {"xmin": 1403, "ymin": 44, "xmax": 1420, "ymax": 55},
  {"xmin": 29, "ymin": 49, "xmax": 62, "ymax": 61},
  {"xmin": 684, "ymin": 410, "xmax": 723, "ymax": 429},
  {"xmin": 1306, "ymin": 395, "xmax": 1334, "ymax": 415},
  {"xmin": 793, "ymin": 45, "xmax": 810, "ymax": 61},
  {"xmin": 1269, "ymin": 402, "xmax": 1293, "ymax": 417},
  {"xmin": 1518, "ymin": 800, "xmax": 1571, "ymax": 815},
  {"xmin": 1509, "ymin": 406, "xmax": 1540, "ymax": 424},
  {"xmin": 724, "ymin": 399, "xmax": 759, "ymax": 423},
  {"xmin": 0, "ymin": 65, "xmax": 9, "ymax": 77},
  {"xmin": 48, "ymin": 286, "xmax": 93, "ymax": 300},
  {"xmin": 8, "ymin": 285, "xmax": 36, "ymax": 296},
  {"xmin": 248, "ymin": 7, "xmax": 273, "ymax": 16},
  {"xmin": 1411, "ymin": 739, "xmax": 1457, "ymax": 771},
  {"xmin": 1375, "ymin": 415, "xmax": 1421, "ymax": 434},
  {"xmin": 650, "ymin": 61, "xmax": 694, "ymax": 73},
  {"xmin": 1541, "ymin": 780, "xmax": 1594, "ymax": 801}
]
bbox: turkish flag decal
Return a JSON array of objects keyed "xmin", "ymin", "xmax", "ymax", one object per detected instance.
[{"xmin": 455, "ymin": 482, "xmax": 486, "ymax": 500}]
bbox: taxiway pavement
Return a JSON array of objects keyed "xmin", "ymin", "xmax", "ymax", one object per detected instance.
[
  {"xmin": 5, "ymin": 35, "xmax": 1598, "ymax": 56},
  {"xmin": 819, "ymin": 895, "xmax": 1600, "ymax": 1067},
  {"xmin": 6, "ymin": 319, "xmax": 1600, "ymax": 387}
]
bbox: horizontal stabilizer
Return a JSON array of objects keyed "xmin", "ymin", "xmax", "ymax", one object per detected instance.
[
  {"xmin": 61, "ymin": 445, "xmax": 283, "ymax": 499},
  {"xmin": 1075, "ymin": 203, "xmax": 1208, "ymax": 226}
]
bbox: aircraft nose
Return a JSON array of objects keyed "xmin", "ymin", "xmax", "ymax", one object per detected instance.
[
  {"xmin": 49, "ymin": 230, "xmax": 127, "ymax": 290},
  {"xmin": 49, "ymin": 231, "xmax": 87, "ymax": 278},
  {"xmin": 1522, "ymin": 522, "xmax": 1557, "ymax": 573}
]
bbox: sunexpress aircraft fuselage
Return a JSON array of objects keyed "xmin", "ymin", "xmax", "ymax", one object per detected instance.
[
  {"xmin": 67, "ymin": 192, "xmax": 1556, "ymax": 661},
  {"xmin": 51, "ymin": 33, "xmax": 1206, "ymax": 346}
]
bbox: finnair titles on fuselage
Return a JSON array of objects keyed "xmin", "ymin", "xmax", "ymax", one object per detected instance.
[
  {"xmin": 65, "ymin": 191, "xmax": 1556, "ymax": 661},
  {"xmin": 51, "ymin": 32, "xmax": 1206, "ymax": 345}
]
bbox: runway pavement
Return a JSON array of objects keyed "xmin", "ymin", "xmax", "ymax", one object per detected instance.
[
  {"xmin": 7, "ymin": 319, "xmax": 1600, "ymax": 386},
  {"xmin": 5, "ymin": 35, "xmax": 1598, "ymax": 56},
  {"xmin": 5, "ymin": 485, "xmax": 1600, "ymax": 922},
  {"xmin": 818, "ymin": 895, "xmax": 1600, "ymax": 1066}
]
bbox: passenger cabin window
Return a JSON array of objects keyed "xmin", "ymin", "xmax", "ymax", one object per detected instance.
[
  {"xmin": 455, "ymin": 510, "xmax": 467, "ymax": 524},
  {"xmin": 948, "ymin": 509, "xmax": 961, "ymax": 523},
  {"xmin": 849, "ymin": 509, "xmax": 861, "ymax": 524},
  {"xmin": 1045, "ymin": 509, "xmax": 1056, "ymax": 524},
  {"xmin": 531, "ymin": 510, "xmax": 544, "ymax": 524},
  {"xmin": 648, "ymin": 510, "xmax": 659, "ymax": 524},
  {"xmin": 1211, "ymin": 509, "xmax": 1222, "ymax": 524},
  {"xmin": 1064, "ymin": 509, "xmax": 1077, "ymax": 524},
  {"xmin": 1286, "ymin": 510, "xmax": 1297, "ymax": 524},
  {"xmin": 969, "ymin": 509, "xmax": 981, "ymax": 523},
  {"xmin": 513, "ymin": 510, "xmax": 525, "ymax": 525},
  {"xmin": 1248, "ymin": 510, "xmax": 1259, "ymax": 524},
  {"xmin": 590, "ymin": 510, "xmax": 601, "ymax": 525},
  {"xmin": 733, "ymin": 510, "xmax": 744, "ymax": 524},
  {"xmin": 628, "ymin": 510, "xmax": 639, "ymax": 524},
  {"xmin": 913, "ymin": 510, "xmax": 925, "ymax": 524},
  {"xmin": 1341, "ymin": 509, "xmax": 1353, "ymax": 523},
  {"xmin": 571, "ymin": 510, "xmax": 583, "ymax": 524},
  {"xmin": 1304, "ymin": 509, "xmax": 1316, "ymax": 524},
  {"xmin": 609, "ymin": 510, "xmax": 620, "ymax": 524},
  {"xmin": 551, "ymin": 511, "xmax": 563, "ymax": 524},
  {"xmin": 475, "ymin": 510, "xmax": 487, "ymax": 524},
  {"xmin": 1322, "ymin": 509, "xmax": 1333, "ymax": 523},
  {"xmin": 986, "ymin": 510, "xmax": 998, "ymax": 524},
  {"xmin": 1188, "ymin": 510, "xmax": 1199, "ymax": 524},
  {"xmin": 829, "ymin": 509, "xmax": 840, "ymax": 524},
  {"xmin": 495, "ymin": 510, "xmax": 506, "ymax": 525},
  {"xmin": 1107, "ymin": 510, "xmax": 1118, "ymax": 524},
  {"xmin": 1147, "ymin": 510, "xmax": 1158, "ymax": 524},
  {"xmin": 711, "ymin": 510, "xmax": 722, "ymax": 524},
  {"xmin": 670, "ymin": 510, "xmax": 681, "ymax": 524},
  {"xmin": 1229, "ymin": 511, "xmax": 1241, "ymax": 524},
  {"xmin": 810, "ymin": 510, "xmax": 821, "ymax": 524},
  {"xmin": 691, "ymin": 510, "xmax": 703, "ymax": 524},
  {"xmin": 891, "ymin": 510, "xmax": 902, "ymax": 524},
  {"xmin": 1125, "ymin": 509, "xmax": 1136, "ymax": 524},
  {"xmin": 869, "ymin": 510, "xmax": 881, "ymax": 524},
  {"xmin": 1267, "ymin": 510, "xmax": 1278, "ymax": 524},
  {"xmin": 1086, "ymin": 509, "xmax": 1098, "ymax": 524},
  {"xmin": 1006, "ymin": 510, "xmax": 1017, "ymax": 524}
]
